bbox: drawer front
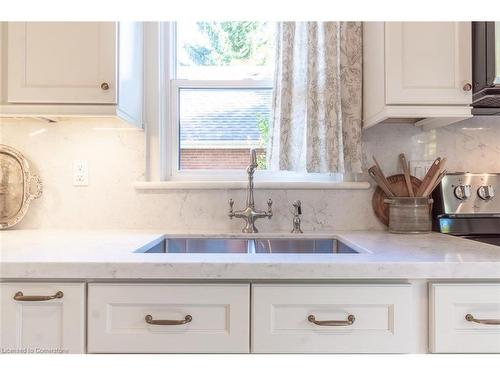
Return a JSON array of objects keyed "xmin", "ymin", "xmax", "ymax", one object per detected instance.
[
  {"xmin": 430, "ymin": 283, "xmax": 500, "ymax": 353},
  {"xmin": 0, "ymin": 283, "xmax": 85, "ymax": 354},
  {"xmin": 88, "ymin": 283, "xmax": 250, "ymax": 353},
  {"xmin": 252, "ymin": 284, "xmax": 412, "ymax": 353}
]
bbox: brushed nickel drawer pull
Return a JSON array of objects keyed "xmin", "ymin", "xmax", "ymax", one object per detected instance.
[
  {"xmin": 308, "ymin": 314, "xmax": 355, "ymax": 326},
  {"xmin": 145, "ymin": 314, "xmax": 192, "ymax": 325},
  {"xmin": 14, "ymin": 291, "xmax": 63, "ymax": 301},
  {"xmin": 465, "ymin": 314, "xmax": 500, "ymax": 325}
]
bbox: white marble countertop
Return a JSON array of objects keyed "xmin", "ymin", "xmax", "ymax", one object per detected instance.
[{"xmin": 1, "ymin": 229, "xmax": 499, "ymax": 279}]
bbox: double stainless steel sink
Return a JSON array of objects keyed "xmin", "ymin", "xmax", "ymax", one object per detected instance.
[{"xmin": 138, "ymin": 238, "xmax": 359, "ymax": 254}]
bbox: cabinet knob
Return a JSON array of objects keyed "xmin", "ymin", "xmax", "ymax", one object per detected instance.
[
  {"xmin": 100, "ymin": 82, "xmax": 110, "ymax": 91},
  {"xmin": 463, "ymin": 83, "xmax": 472, "ymax": 92}
]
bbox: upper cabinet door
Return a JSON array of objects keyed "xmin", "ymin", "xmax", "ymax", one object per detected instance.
[
  {"xmin": 385, "ymin": 22, "xmax": 472, "ymax": 105},
  {"xmin": 7, "ymin": 22, "xmax": 116, "ymax": 104}
]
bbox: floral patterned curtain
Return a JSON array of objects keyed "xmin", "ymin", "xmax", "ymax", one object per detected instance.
[{"xmin": 267, "ymin": 22, "xmax": 363, "ymax": 173}]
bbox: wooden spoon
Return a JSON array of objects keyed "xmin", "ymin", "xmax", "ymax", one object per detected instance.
[
  {"xmin": 399, "ymin": 153, "xmax": 414, "ymax": 197},
  {"xmin": 422, "ymin": 168, "xmax": 447, "ymax": 197},
  {"xmin": 368, "ymin": 166, "xmax": 395, "ymax": 197},
  {"xmin": 416, "ymin": 157, "xmax": 442, "ymax": 197},
  {"xmin": 372, "ymin": 156, "xmax": 396, "ymax": 196},
  {"xmin": 422, "ymin": 158, "xmax": 446, "ymax": 196}
]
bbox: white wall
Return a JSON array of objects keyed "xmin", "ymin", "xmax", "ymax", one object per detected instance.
[{"xmin": 2, "ymin": 116, "xmax": 500, "ymax": 231}]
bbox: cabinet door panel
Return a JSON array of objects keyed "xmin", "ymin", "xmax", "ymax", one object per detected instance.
[
  {"xmin": 7, "ymin": 22, "xmax": 116, "ymax": 104},
  {"xmin": 0, "ymin": 283, "xmax": 85, "ymax": 354},
  {"xmin": 88, "ymin": 283, "xmax": 250, "ymax": 353},
  {"xmin": 386, "ymin": 22, "xmax": 471, "ymax": 105},
  {"xmin": 430, "ymin": 283, "xmax": 500, "ymax": 353},
  {"xmin": 252, "ymin": 284, "xmax": 412, "ymax": 353}
]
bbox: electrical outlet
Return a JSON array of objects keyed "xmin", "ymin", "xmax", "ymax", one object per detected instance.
[{"xmin": 73, "ymin": 160, "xmax": 89, "ymax": 186}]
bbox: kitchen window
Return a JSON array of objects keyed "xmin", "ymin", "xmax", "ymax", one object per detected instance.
[
  {"xmin": 166, "ymin": 21, "xmax": 275, "ymax": 180},
  {"xmin": 155, "ymin": 22, "xmax": 366, "ymax": 188}
]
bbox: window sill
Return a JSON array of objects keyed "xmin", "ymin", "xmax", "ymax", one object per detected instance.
[{"xmin": 133, "ymin": 180, "xmax": 371, "ymax": 190}]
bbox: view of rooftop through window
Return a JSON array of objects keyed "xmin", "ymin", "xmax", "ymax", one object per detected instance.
[{"xmin": 175, "ymin": 22, "xmax": 275, "ymax": 170}]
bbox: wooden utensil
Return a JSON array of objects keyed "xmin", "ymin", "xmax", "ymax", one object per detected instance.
[
  {"xmin": 372, "ymin": 156, "xmax": 383, "ymax": 171},
  {"xmin": 371, "ymin": 156, "xmax": 397, "ymax": 196},
  {"xmin": 399, "ymin": 153, "xmax": 414, "ymax": 197},
  {"xmin": 423, "ymin": 169, "xmax": 447, "ymax": 197},
  {"xmin": 422, "ymin": 160, "xmax": 446, "ymax": 196},
  {"xmin": 372, "ymin": 174, "xmax": 423, "ymax": 226},
  {"xmin": 419, "ymin": 158, "xmax": 446, "ymax": 197},
  {"xmin": 368, "ymin": 166, "xmax": 395, "ymax": 197},
  {"xmin": 415, "ymin": 157, "xmax": 442, "ymax": 197}
]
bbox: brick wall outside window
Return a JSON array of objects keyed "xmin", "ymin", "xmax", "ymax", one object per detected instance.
[{"xmin": 180, "ymin": 148, "xmax": 266, "ymax": 170}]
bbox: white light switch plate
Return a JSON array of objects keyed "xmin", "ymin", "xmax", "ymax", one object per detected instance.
[
  {"xmin": 73, "ymin": 160, "xmax": 88, "ymax": 186},
  {"xmin": 409, "ymin": 160, "xmax": 434, "ymax": 179}
]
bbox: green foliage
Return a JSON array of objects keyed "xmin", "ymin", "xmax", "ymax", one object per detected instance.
[
  {"xmin": 183, "ymin": 22, "xmax": 271, "ymax": 66},
  {"xmin": 256, "ymin": 113, "xmax": 269, "ymax": 170}
]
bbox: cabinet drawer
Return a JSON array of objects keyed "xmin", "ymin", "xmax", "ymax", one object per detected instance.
[
  {"xmin": 0, "ymin": 283, "xmax": 85, "ymax": 354},
  {"xmin": 252, "ymin": 284, "xmax": 412, "ymax": 353},
  {"xmin": 88, "ymin": 283, "xmax": 250, "ymax": 353},
  {"xmin": 430, "ymin": 283, "xmax": 500, "ymax": 353}
]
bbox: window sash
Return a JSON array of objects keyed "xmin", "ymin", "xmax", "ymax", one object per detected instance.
[{"xmin": 168, "ymin": 80, "xmax": 272, "ymax": 178}]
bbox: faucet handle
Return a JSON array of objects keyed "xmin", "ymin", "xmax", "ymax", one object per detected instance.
[
  {"xmin": 228, "ymin": 198, "xmax": 234, "ymax": 218},
  {"xmin": 293, "ymin": 200, "xmax": 302, "ymax": 215},
  {"xmin": 267, "ymin": 198, "xmax": 273, "ymax": 218},
  {"xmin": 250, "ymin": 149, "xmax": 257, "ymax": 166},
  {"xmin": 291, "ymin": 200, "xmax": 303, "ymax": 234}
]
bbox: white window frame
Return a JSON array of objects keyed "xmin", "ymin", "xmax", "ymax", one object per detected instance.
[
  {"xmin": 165, "ymin": 22, "xmax": 281, "ymax": 182},
  {"xmin": 155, "ymin": 22, "xmax": 365, "ymax": 187}
]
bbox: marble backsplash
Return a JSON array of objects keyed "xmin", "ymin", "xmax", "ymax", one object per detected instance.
[{"xmin": 1, "ymin": 116, "xmax": 499, "ymax": 231}]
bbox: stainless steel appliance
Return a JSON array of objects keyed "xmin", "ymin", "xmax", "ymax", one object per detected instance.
[
  {"xmin": 472, "ymin": 22, "xmax": 500, "ymax": 115},
  {"xmin": 433, "ymin": 172, "xmax": 500, "ymax": 246}
]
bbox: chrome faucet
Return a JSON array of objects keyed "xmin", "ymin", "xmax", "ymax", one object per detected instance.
[
  {"xmin": 228, "ymin": 149, "xmax": 272, "ymax": 233},
  {"xmin": 291, "ymin": 200, "xmax": 303, "ymax": 233}
]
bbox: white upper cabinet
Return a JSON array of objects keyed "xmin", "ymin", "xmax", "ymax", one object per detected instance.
[
  {"xmin": 363, "ymin": 22, "xmax": 473, "ymax": 130},
  {"xmin": 385, "ymin": 22, "xmax": 471, "ymax": 105},
  {"xmin": 8, "ymin": 22, "xmax": 116, "ymax": 104},
  {"xmin": 0, "ymin": 22, "xmax": 143, "ymax": 127}
]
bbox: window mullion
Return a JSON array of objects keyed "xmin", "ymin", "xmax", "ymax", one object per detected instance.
[{"xmin": 173, "ymin": 79, "xmax": 273, "ymax": 89}]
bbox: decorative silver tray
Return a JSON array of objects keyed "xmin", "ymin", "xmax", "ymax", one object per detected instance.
[{"xmin": 0, "ymin": 144, "xmax": 42, "ymax": 229}]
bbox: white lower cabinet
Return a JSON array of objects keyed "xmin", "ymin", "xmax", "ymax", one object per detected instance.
[
  {"xmin": 0, "ymin": 283, "xmax": 85, "ymax": 354},
  {"xmin": 429, "ymin": 283, "xmax": 500, "ymax": 353},
  {"xmin": 5, "ymin": 280, "xmax": 498, "ymax": 354},
  {"xmin": 251, "ymin": 284, "xmax": 412, "ymax": 353},
  {"xmin": 87, "ymin": 283, "xmax": 250, "ymax": 353}
]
